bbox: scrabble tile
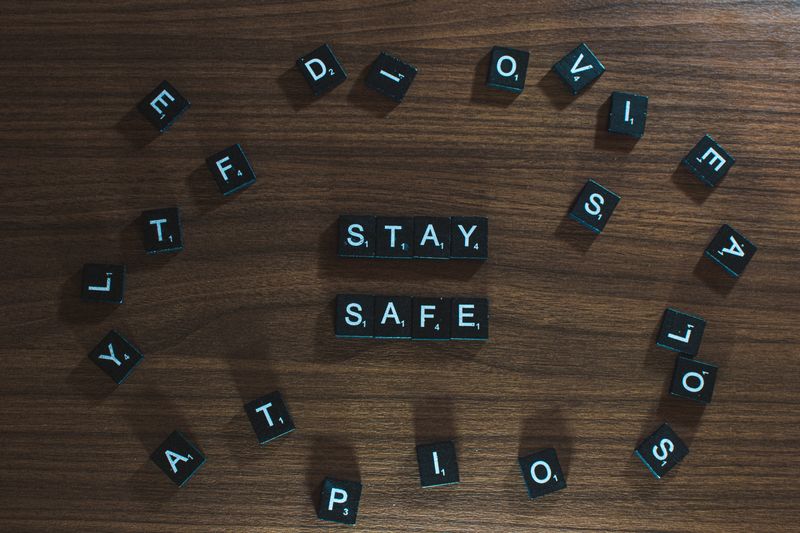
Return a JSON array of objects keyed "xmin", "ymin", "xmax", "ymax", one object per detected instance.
[
  {"xmin": 142, "ymin": 207, "xmax": 183, "ymax": 254},
  {"xmin": 206, "ymin": 144, "xmax": 256, "ymax": 196},
  {"xmin": 450, "ymin": 216, "xmax": 488, "ymax": 260},
  {"xmin": 88, "ymin": 330, "xmax": 143, "ymax": 384},
  {"xmin": 608, "ymin": 91, "xmax": 648, "ymax": 138},
  {"xmin": 518, "ymin": 448, "xmax": 566, "ymax": 500},
  {"xmin": 365, "ymin": 52, "xmax": 418, "ymax": 102},
  {"xmin": 338, "ymin": 215, "xmax": 376, "ymax": 258},
  {"xmin": 656, "ymin": 308, "xmax": 706, "ymax": 356},
  {"xmin": 450, "ymin": 297, "xmax": 489, "ymax": 340},
  {"xmin": 137, "ymin": 80, "xmax": 191, "ymax": 132},
  {"xmin": 413, "ymin": 217, "xmax": 451, "ymax": 259},
  {"xmin": 81, "ymin": 263, "xmax": 125, "ymax": 304},
  {"xmin": 296, "ymin": 43, "xmax": 347, "ymax": 96},
  {"xmin": 412, "ymin": 297, "xmax": 451, "ymax": 340},
  {"xmin": 416, "ymin": 441, "xmax": 460, "ymax": 487},
  {"xmin": 670, "ymin": 355, "xmax": 718, "ymax": 404},
  {"xmin": 704, "ymin": 224, "xmax": 757, "ymax": 277},
  {"xmin": 486, "ymin": 46, "xmax": 529, "ymax": 94},
  {"xmin": 373, "ymin": 295, "xmax": 412, "ymax": 339},
  {"xmin": 317, "ymin": 477, "xmax": 362, "ymax": 525},
  {"xmin": 375, "ymin": 217, "xmax": 413, "ymax": 259},
  {"xmin": 244, "ymin": 391, "xmax": 296, "ymax": 444},
  {"xmin": 634, "ymin": 423, "xmax": 689, "ymax": 479},
  {"xmin": 335, "ymin": 294, "xmax": 375, "ymax": 338},
  {"xmin": 552, "ymin": 42, "xmax": 605, "ymax": 95},
  {"xmin": 682, "ymin": 134, "xmax": 735, "ymax": 187},
  {"xmin": 568, "ymin": 179, "xmax": 620, "ymax": 234},
  {"xmin": 151, "ymin": 431, "xmax": 206, "ymax": 487}
]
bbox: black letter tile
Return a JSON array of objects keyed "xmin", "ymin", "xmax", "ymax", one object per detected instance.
[
  {"xmin": 335, "ymin": 294, "xmax": 375, "ymax": 338},
  {"xmin": 151, "ymin": 431, "xmax": 206, "ymax": 487},
  {"xmin": 568, "ymin": 179, "xmax": 620, "ymax": 234},
  {"xmin": 608, "ymin": 91, "xmax": 648, "ymax": 138},
  {"xmin": 486, "ymin": 46, "xmax": 529, "ymax": 94},
  {"xmin": 137, "ymin": 80, "xmax": 190, "ymax": 132},
  {"xmin": 450, "ymin": 297, "xmax": 489, "ymax": 340},
  {"xmin": 375, "ymin": 216, "xmax": 413, "ymax": 259},
  {"xmin": 88, "ymin": 330, "xmax": 143, "ymax": 385},
  {"xmin": 670, "ymin": 356, "xmax": 718, "ymax": 404},
  {"xmin": 296, "ymin": 43, "xmax": 347, "ymax": 97},
  {"xmin": 317, "ymin": 477, "xmax": 362, "ymax": 525},
  {"xmin": 81, "ymin": 263, "xmax": 125, "ymax": 304},
  {"xmin": 413, "ymin": 217, "xmax": 451, "ymax": 259},
  {"xmin": 365, "ymin": 52, "xmax": 417, "ymax": 102},
  {"xmin": 682, "ymin": 134, "xmax": 735, "ymax": 187},
  {"xmin": 634, "ymin": 423, "xmax": 689, "ymax": 479},
  {"xmin": 552, "ymin": 43, "xmax": 605, "ymax": 95},
  {"xmin": 373, "ymin": 295, "xmax": 412, "ymax": 339},
  {"xmin": 450, "ymin": 216, "xmax": 488, "ymax": 260},
  {"xmin": 704, "ymin": 224, "xmax": 756, "ymax": 277},
  {"xmin": 416, "ymin": 441, "xmax": 460, "ymax": 487},
  {"xmin": 206, "ymin": 144, "xmax": 256, "ymax": 196},
  {"xmin": 142, "ymin": 207, "xmax": 183, "ymax": 254},
  {"xmin": 244, "ymin": 391, "xmax": 296, "ymax": 445},
  {"xmin": 656, "ymin": 308, "xmax": 706, "ymax": 356},
  {"xmin": 412, "ymin": 297, "xmax": 451, "ymax": 340},
  {"xmin": 338, "ymin": 215, "xmax": 376, "ymax": 258},
  {"xmin": 518, "ymin": 448, "xmax": 566, "ymax": 500}
]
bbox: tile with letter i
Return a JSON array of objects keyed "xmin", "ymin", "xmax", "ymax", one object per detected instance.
[
  {"xmin": 244, "ymin": 392, "xmax": 296, "ymax": 445},
  {"xmin": 88, "ymin": 330, "xmax": 143, "ymax": 384},
  {"xmin": 486, "ymin": 46, "xmax": 530, "ymax": 94},
  {"xmin": 568, "ymin": 179, "xmax": 620, "ymax": 234},
  {"xmin": 552, "ymin": 42, "xmax": 605, "ymax": 95},
  {"xmin": 634, "ymin": 423, "xmax": 689, "ymax": 479},
  {"xmin": 205, "ymin": 144, "xmax": 256, "ymax": 196},
  {"xmin": 416, "ymin": 441, "xmax": 460, "ymax": 487},
  {"xmin": 335, "ymin": 294, "xmax": 374, "ymax": 338},
  {"xmin": 338, "ymin": 215, "xmax": 376, "ymax": 258},
  {"xmin": 608, "ymin": 91, "xmax": 648, "ymax": 138},
  {"xmin": 365, "ymin": 52, "xmax": 418, "ymax": 102},
  {"xmin": 317, "ymin": 477, "xmax": 362, "ymax": 525},
  {"xmin": 296, "ymin": 43, "xmax": 347, "ymax": 97},
  {"xmin": 656, "ymin": 308, "xmax": 706, "ymax": 357},
  {"xmin": 450, "ymin": 216, "xmax": 488, "ymax": 260},
  {"xmin": 450, "ymin": 297, "xmax": 489, "ymax": 340},
  {"xmin": 704, "ymin": 224, "xmax": 757, "ymax": 277},
  {"xmin": 150, "ymin": 431, "xmax": 206, "ymax": 487},
  {"xmin": 682, "ymin": 134, "xmax": 735, "ymax": 187},
  {"xmin": 81, "ymin": 263, "xmax": 125, "ymax": 303},
  {"xmin": 373, "ymin": 295, "xmax": 412, "ymax": 339},
  {"xmin": 412, "ymin": 297, "xmax": 451, "ymax": 340},
  {"xmin": 670, "ymin": 355, "xmax": 718, "ymax": 404},
  {"xmin": 518, "ymin": 448, "xmax": 566, "ymax": 500},
  {"xmin": 137, "ymin": 80, "xmax": 190, "ymax": 132},
  {"xmin": 413, "ymin": 217, "xmax": 451, "ymax": 259},
  {"xmin": 142, "ymin": 207, "xmax": 183, "ymax": 254}
]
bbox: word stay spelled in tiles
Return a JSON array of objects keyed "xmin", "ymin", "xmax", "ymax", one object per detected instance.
[
  {"xmin": 81, "ymin": 263, "xmax": 125, "ymax": 304},
  {"xmin": 486, "ymin": 46, "xmax": 530, "ymax": 94},
  {"xmin": 656, "ymin": 307, "xmax": 706, "ymax": 356},
  {"xmin": 569, "ymin": 179, "xmax": 620, "ymax": 233},
  {"xmin": 317, "ymin": 477, "xmax": 362, "ymax": 525},
  {"xmin": 704, "ymin": 224, "xmax": 757, "ymax": 277},
  {"xmin": 518, "ymin": 448, "xmax": 567, "ymax": 500},
  {"xmin": 552, "ymin": 42, "xmax": 605, "ymax": 95},
  {"xmin": 682, "ymin": 134, "xmax": 735, "ymax": 187},
  {"xmin": 296, "ymin": 43, "xmax": 348, "ymax": 97},
  {"xmin": 244, "ymin": 391, "xmax": 296, "ymax": 445},
  {"xmin": 88, "ymin": 330, "xmax": 143, "ymax": 384},
  {"xmin": 416, "ymin": 441, "xmax": 460, "ymax": 488},
  {"xmin": 365, "ymin": 52, "xmax": 418, "ymax": 102},
  {"xmin": 206, "ymin": 144, "xmax": 257, "ymax": 196},
  {"xmin": 635, "ymin": 423, "xmax": 689, "ymax": 479},
  {"xmin": 142, "ymin": 207, "xmax": 183, "ymax": 254},
  {"xmin": 670, "ymin": 355, "xmax": 718, "ymax": 404},
  {"xmin": 151, "ymin": 431, "xmax": 206, "ymax": 487},
  {"xmin": 137, "ymin": 80, "xmax": 190, "ymax": 132}
]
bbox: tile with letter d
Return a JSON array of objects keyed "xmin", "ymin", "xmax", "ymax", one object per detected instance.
[
  {"xmin": 704, "ymin": 224, "xmax": 756, "ymax": 277},
  {"xmin": 417, "ymin": 441, "xmax": 460, "ymax": 488},
  {"xmin": 450, "ymin": 216, "xmax": 488, "ymax": 260},
  {"xmin": 552, "ymin": 42, "xmax": 605, "ymax": 95},
  {"xmin": 486, "ymin": 46, "xmax": 529, "ymax": 94},
  {"xmin": 335, "ymin": 294, "xmax": 374, "ymax": 338},
  {"xmin": 518, "ymin": 448, "xmax": 566, "ymax": 500},
  {"xmin": 137, "ymin": 80, "xmax": 190, "ymax": 132},
  {"xmin": 244, "ymin": 391, "xmax": 296, "ymax": 445},
  {"xmin": 88, "ymin": 330, "xmax": 143, "ymax": 384},
  {"xmin": 296, "ymin": 43, "xmax": 347, "ymax": 96},
  {"xmin": 450, "ymin": 297, "xmax": 489, "ymax": 340},
  {"xmin": 81, "ymin": 263, "xmax": 125, "ymax": 304},
  {"xmin": 206, "ymin": 144, "xmax": 256, "ymax": 196},
  {"xmin": 317, "ymin": 477, "xmax": 362, "ymax": 525},
  {"xmin": 142, "ymin": 207, "xmax": 183, "ymax": 254},
  {"xmin": 682, "ymin": 134, "xmax": 735, "ymax": 187},
  {"xmin": 569, "ymin": 179, "xmax": 620, "ymax": 234},
  {"xmin": 670, "ymin": 355, "xmax": 718, "ymax": 404},
  {"xmin": 634, "ymin": 423, "xmax": 688, "ymax": 479},
  {"xmin": 365, "ymin": 52, "xmax": 417, "ymax": 102},
  {"xmin": 656, "ymin": 308, "xmax": 706, "ymax": 356},
  {"xmin": 151, "ymin": 431, "xmax": 206, "ymax": 487}
]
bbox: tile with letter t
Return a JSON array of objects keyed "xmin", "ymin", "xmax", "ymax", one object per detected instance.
[
  {"xmin": 704, "ymin": 224, "xmax": 757, "ymax": 277},
  {"xmin": 151, "ymin": 431, "xmax": 206, "ymax": 487},
  {"xmin": 142, "ymin": 207, "xmax": 183, "ymax": 254},
  {"xmin": 413, "ymin": 217, "xmax": 451, "ymax": 259},
  {"xmin": 88, "ymin": 330, "xmax": 143, "ymax": 384},
  {"xmin": 568, "ymin": 179, "xmax": 620, "ymax": 234},
  {"xmin": 416, "ymin": 441, "xmax": 460, "ymax": 488},
  {"xmin": 486, "ymin": 46, "xmax": 530, "ymax": 94},
  {"xmin": 412, "ymin": 297, "xmax": 451, "ymax": 340},
  {"xmin": 317, "ymin": 477, "xmax": 362, "ymax": 525},
  {"xmin": 137, "ymin": 80, "xmax": 190, "ymax": 132},
  {"xmin": 374, "ymin": 295, "xmax": 412, "ymax": 339},
  {"xmin": 296, "ymin": 43, "xmax": 347, "ymax": 97},
  {"xmin": 338, "ymin": 215, "xmax": 376, "ymax": 258},
  {"xmin": 450, "ymin": 216, "xmax": 488, "ymax": 260},
  {"xmin": 682, "ymin": 134, "xmax": 735, "ymax": 187},
  {"xmin": 244, "ymin": 391, "xmax": 296, "ymax": 445},
  {"xmin": 608, "ymin": 91, "xmax": 648, "ymax": 138},
  {"xmin": 450, "ymin": 297, "xmax": 489, "ymax": 340},
  {"xmin": 375, "ymin": 216, "xmax": 413, "ymax": 259},
  {"xmin": 634, "ymin": 423, "xmax": 689, "ymax": 479},
  {"xmin": 81, "ymin": 263, "xmax": 125, "ymax": 303},
  {"xmin": 365, "ymin": 51, "xmax": 418, "ymax": 102},
  {"xmin": 518, "ymin": 448, "xmax": 566, "ymax": 500},
  {"xmin": 656, "ymin": 308, "xmax": 706, "ymax": 356},
  {"xmin": 206, "ymin": 144, "xmax": 256, "ymax": 196},
  {"xmin": 670, "ymin": 355, "xmax": 718, "ymax": 404},
  {"xmin": 552, "ymin": 42, "xmax": 605, "ymax": 95},
  {"xmin": 335, "ymin": 294, "xmax": 375, "ymax": 338}
]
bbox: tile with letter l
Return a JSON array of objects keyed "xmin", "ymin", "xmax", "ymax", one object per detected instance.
[
  {"xmin": 656, "ymin": 308, "xmax": 706, "ymax": 357},
  {"xmin": 81, "ymin": 263, "xmax": 125, "ymax": 304}
]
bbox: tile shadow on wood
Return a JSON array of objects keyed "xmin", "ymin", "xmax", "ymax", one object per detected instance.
[
  {"xmin": 519, "ymin": 408, "xmax": 574, "ymax": 481},
  {"xmin": 306, "ymin": 436, "xmax": 359, "ymax": 515},
  {"xmin": 470, "ymin": 51, "xmax": 520, "ymax": 107}
]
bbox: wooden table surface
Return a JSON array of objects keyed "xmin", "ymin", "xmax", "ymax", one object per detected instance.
[{"xmin": 1, "ymin": 1, "xmax": 799, "ymax": 531}]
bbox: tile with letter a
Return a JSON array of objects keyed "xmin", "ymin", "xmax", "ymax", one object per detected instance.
[
  {"xmin": 137, "ymin": 80, "xmax": 190, "ymax": 132},
  {"xmin": 317, "ymin": 477, "xmax": 362, "ymax": 525},
  {"xmin": 518, "ymin": 448, "xmax": 566, "ymax": 500},
  {"xmin": 450, "ymin": 216, "xmax": 488, "ymax": 260},
  {"xmin": 682, "ymin": 134, "xmax": 735, "ymax": 187},
  {"xmin": 88, "ymin": 330, "xmax": 143, "ymax": 384},
  {"xmin": 375, "ymin": 216, "xmax": 413, "ymax": 259},
  {"xmin": 656, "ymin": 308, "xmax": 706, "ymax": 356},
  {"xmin": 412, "ymin": 297, "xmax": 451, "ymax": 340},
  {"xmin": 670, "ymin": 355, "xmax": 718, "ymax": 404},
  {"xmin": 296, "ymin": 43, "xmax": 347, "ymax": 97},
  {"xmin": 486, "ymin": 46, "xmax": 530, "ymax": 94},
  {"xmin": 205, "ymin": 144, "xmax": 257, "ymax": 196},
  {"xmin": 335, "ymin": 294, "xmax": 375, "ymax": 338},
  {"xmin": 141, "ymin": 207, "xmax": 183, "ymax": 254},
  {"xmin": 244, "ymin": 391, "xmax": 296, "ymax": 445},
  {"xmin": 568, "ymin": 179, "xmax": 620, "ymax": 234},
  {"xmin": 634, "ymin": 423, "xmax": 689, "ymax": 479},
  {"xmin": 373, "ymin": 295, "xmax": 412, "ymax": 339},
  {"xmin": 413, "ymin": 217, "xmax": 451, "ymax": 259},
  {"xmin": 150, "ymin": 431, "xmax": 206, "ymax": 487},
  {"xmin": 365, "ymin": 52, "xmax": 418, "ymax": 102},
  {"xmin": 608, "ymin": 91, "xmax": 648, "ymax": 138},
  {"xmin": 552, "ymin": 42, "xmax": 605, "ymax": 95},
  {"xmin": 338, "ymin": 215, "xmax": 376, "ymax": 258},
  {"xmin": 81, "ymin": 263, "xmax": 125, "ymax": 304},
  {"xmin": 416, "ymin": 441, "xmax": 460, "ymax": 487},
  {"xmin": 704, "ymin": 224, "xmax": 757, "ymax": 277},
  {"xmin": 450, "ymin": 297, "xmax": 489, "ymax": 340}
]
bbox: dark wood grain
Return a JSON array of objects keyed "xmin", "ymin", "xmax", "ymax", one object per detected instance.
[{"xmin": 1, "ymin": 1, "xmax": 799, "ymax": 531}]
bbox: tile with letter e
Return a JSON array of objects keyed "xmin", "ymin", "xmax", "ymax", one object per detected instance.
[
  {"xmin": 374, "ymin": 295, "xmax": 412, "ymax": 339},
  {"xmin": 486, "ymin": 46, "xmax": 529, "ymax": 94},
  {"xmin": 338, "ymin": 215, "xmax": 376, "ymax": 258},
  {"xmin": 608, "ymin": 91, "xmax": 648, "ymax": 138},
  {"xmin": 150, "ymin": 431, "xmax": 206, "ymax": 487},
  {"xmin": 296, "ymin": 43, "xmax": 347, "ymax": 97},
  {"xmin": 142, "ymin": 207, "xmax": 183, "ymax": 254},
  {"xmin": 413, "ymin": 217, "xmax": 451, "ymax": 259},
  {"xmin": 137, "ymin": 80, "xmax": 190, "ymax": 132},
  {"xmin": 81, "ymin": 263, "xmax": 125, "ymax": 303},
  {"xmin": 670, "ymin": 356, "xmax": 718, "ymax": 404},
  {"xmin": 88, "ymin": 330, "xmax": 143, "ymax": 384},
  {"xmin": 656, "ymin": 308, "xmax": 706, "ymax": 356},
  {"xmin": 634, "ymin": 423, "xmax": 689, "ymax": 479},
  {"xmin": 318, "ymin": 477, "xmax": 362, "ymax": 525},
  {"xmin": 450, "ymin": 216, "xmax": 488, "ymax": 260},
  {"xmin": 206, "ymin": 144, "xmax": 256, "ymax": 196},
  {"xmin": 704, "ymin": 224, "xmax": 757, "ymax": 277},
  {"xmin": 552, "ymin": 42, "xmax": 605, "ymax": 95},
  {"xmin": 450, "ymin": 297, "xmax": 489, "ymax": 340},
  {"xmin": 365, "ymin": 52, "xmax": 418, "ymax": 102},
  {"xmin": 375, "ymin": 216, "xmax": 413, "ymax": 259},
  {"xmin": 568, "ymin": 179, "xmax": 620, "ymax": 234},
  {"xmin": 682, "ymin": 134, "xmax": 735, "ymax": 187},
  {"xmin": 244, "ymin": 391, "xmax": 296, "ymax": 444},
  {"xmin": 412, "ymin": 297, "xmax": 451, "ymax": 340},
  {"xmin": 417, "ymin": 441, "xmax": 460, "ymax": 487},
  {"xmin": 335, "ymin": 294, "xmax": 374, "ymax": 338},
  {"xmin": 518, "ymin": 448, "xmax": 566, "ymax": 500}
]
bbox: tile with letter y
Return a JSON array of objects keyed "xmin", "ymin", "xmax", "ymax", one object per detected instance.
[{"xmin": 88, "ymin": 330, "xmax": 143, "ymax": 384}]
